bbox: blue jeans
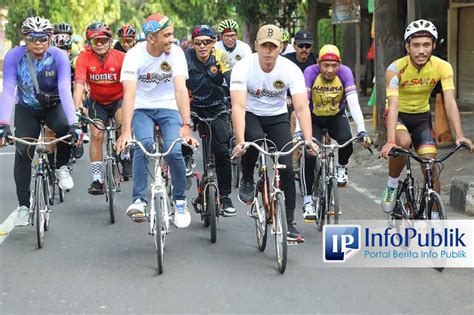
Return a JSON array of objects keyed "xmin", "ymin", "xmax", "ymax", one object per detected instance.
[{"xmin": 132, "ymin": 108, "xmax": 186, "ymax": 203}]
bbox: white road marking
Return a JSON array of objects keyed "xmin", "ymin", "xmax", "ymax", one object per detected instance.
[
  {"xmin": 0, "ymin": 152, "xmax": 15, "ymax": 156},
  {"xmin": 349, "ymin": 180, "xmax": 381, "ymax": 205},
  {"xmin": 0, "ymin": 207, "xmax": 20, "ymax": 244}
]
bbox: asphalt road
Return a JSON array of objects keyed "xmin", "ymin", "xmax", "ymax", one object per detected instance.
[{"xmin": 1, "ymin": 136, "xmax": 473, "ymax": 314}]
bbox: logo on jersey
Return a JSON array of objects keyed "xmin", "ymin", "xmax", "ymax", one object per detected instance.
[
  {"xmin": 44, "ymin": 70, "xmax": 55, "ymax": 77},
  {"xmin": 138, "ymin": 72, "xmax": 172, "ymax": 84},
  {"xmin": 110, "ymin": 67, "xmax": 116, "ymax": 72},
  {"xmin": 273, "ymin": 80, "xmax": 285, "ymax": 90},
  {"xmin": 235, "ymin": 54, "xmax": 241, "ymax": 61},
  {"xmin": 210, "ymin": 65, "xmax": 218, "ymax": 74},
  {"xmin": 400, "ymin": 78, "xmax": 437, "ymax": 87},
  {"xmin": 249, "ymin": 88, "xmax": 284, "ymax": 98},
  {"xmin": 90, "ymin": 66, "xmax": 96, "ymax": 72},
  {"xmin": 160, "ymin": 61, "xmax": 172, "ymax": 73},
  {"xmin": 89, "ymin": 73, "xmax": 119, "ymax": 83}
]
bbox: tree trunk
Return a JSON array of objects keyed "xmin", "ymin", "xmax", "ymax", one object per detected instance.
[
  {"xmin": 304, "ymin": 0, "xmax": 318, "ymax": 51},
  {"xmin": 374, "ymin": 0, "xmax": 406, "ymax": 147}
]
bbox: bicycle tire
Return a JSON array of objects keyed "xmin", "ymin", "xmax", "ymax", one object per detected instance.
[
  {"xmin": 105, "ymin": 159, "xmax": 116, "ymax": 224},
  {"xmin": 44, "ymin": 175, "xmax": 51, "ymax": 232},
  {"xmin": 253, "ymin": 180, "xmax": 268, "ymax": 251},
  {"xmin": 427, "ymin": 191, "xmax": 447, "ymax": 220},
  {"xmin": 314, "ymin": 162, "xmax": 325, "ymax": 232},
  {"xmin": 153, "ymin": 194, "xmax": 165, "ymax": 275},
  {"xmin": 207, "ymin": 185, "xmax": 217, "ymax": 243},
  {"xmin": 327, "ymin": 178, "xmax": 339, "ymax": 225},
  {"xmin": 47, "ymin": 168, "xmax": 55, "ymax": 206},
  {"xmin": 274, "ymin": 192, "xmax": 287, "ymax": 273},
  {"xmin": 34, "ymin": 175, "xmax": 46, "ymax": 248}
]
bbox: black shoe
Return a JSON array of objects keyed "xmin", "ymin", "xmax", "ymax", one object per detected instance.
[
  {"xmin": 288, "ymin": 224, "xmax": 305, "ymax": 243},
  {"xmin": 185, "ymin": 155, "xmax": 195, "ymax": 176},
  {"xmin": 238, "ymin": 177, "xmax": 254, "ymax": 204},
  {"xmin": 121, "ymin": 158, "xmax": 133, "ymax": 178},
  {"xmin": 71, "ymin": 145, "xmax": 84, "ymax": 159},
  {"xmin": 88, "ymin": 180, "xmax": 104, "ymax": 195},
  {"xmin": 221, "ymin": 196, "xmax": 236, "ymax": 216}
]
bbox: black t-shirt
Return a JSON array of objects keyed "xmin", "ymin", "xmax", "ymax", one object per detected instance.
[
  {"xmin": 113, "ymin": 42, "xmax": 126, "ymax": 53},
  {"xmin": 283, "ymin": 52, "xmax": 317, "ymax": 73}
]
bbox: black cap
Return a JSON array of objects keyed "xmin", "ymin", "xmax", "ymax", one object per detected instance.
[{"xmin": 294, "ymin": 29, "xmax": 313, "ymax": 45}]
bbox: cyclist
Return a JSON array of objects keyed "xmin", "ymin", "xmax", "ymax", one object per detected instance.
[
  {"xmin": 380, "ymin": 19, "xmax": 473, "ymax": 214},
  {"xmin": 215, "ymin": 19, "xmax": 252, "ymax": 68},
  {"xmin": 300, "ymin": 44, "xmax": 370, "ymax": 220},
  {"xmin": 73, "ymin": 22, "xmax": 130, "ymax": 195},
  {"xmin": 136, "ymin": 32, "xmax": 146, "ymax": 43},
  {"xmin": 113, "ymin": 24, "xmax": 137, "ymax": 53},
  {"xmin": 0, "ymin": 16, "xmax": 80, "ymax": 226},
  {"xmin": 231, "ymin": 24, "xmax": 318, "ymax": 243},
  {"xmin": 115, "ymin": 13, "xmax": 198, "ymax": 228},
  {"xmin": 183, "ymin": 24, "xmax": 235, "ymax": 216},
  {"xmin": 280, "ymin": 29, "xmax": 295, "ymax": 55}
]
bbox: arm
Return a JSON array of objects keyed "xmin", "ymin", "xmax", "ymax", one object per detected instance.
[
  {"xmin": 231, "ymin": 90, "xmax": 247, "ymax": 144},
  {"xmin": 381, "ymin": 64, "xmax": 401, "ymax": 158},
  {"xmin": 443, "ymin": 89, "xmax": 472, "ymax": 150},
  {"xmin": 115, "ymin": 80, "xmax": 136, "ymax": 152},
  {"xmin": 72, "ymin": 53, "xmax": 87, "ymax": 110},
  {"xmin": 292, "ymin": 92, "xmax": 312, "ymax": 142},
  {"xmin": 55, "ymin": 49, "xmax": 76, "ymax": 125},
  {"xmin": 174, "ymin": 75, "xmax": 193, "ymax": 140}
]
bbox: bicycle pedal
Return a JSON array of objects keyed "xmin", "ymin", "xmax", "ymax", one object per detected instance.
[
  {"xmin": 287, "ymin": 240, "xmax": 298, "ymax": 246},
  {"xmin": 130, "ymin": 213, "xmax": 146, "ymax": 223},
  {"xmin": 304, "ymin": 219, "xmax": 316, "ymax": 224}
]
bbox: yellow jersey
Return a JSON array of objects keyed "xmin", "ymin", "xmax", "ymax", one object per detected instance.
[{"xmin": 386, "ymin": 55, "xmax": 455, "ymax": 113}]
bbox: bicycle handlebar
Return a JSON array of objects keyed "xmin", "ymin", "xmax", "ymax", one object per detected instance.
[
  {"xmin": 77, "ymin": 113, "xmax": 122, "ymax": 131},
  {"xmin": 312, "ymin": 135, "xmax": 372, "ymax": 153},
  {"xmin": 242, "ymin": 140, "xmax": 306, "ymax": 158},
  {"xmin": 8, "ymin": 134, "xmax": 71, "ymax": 146},
  {"xmin": 130, "ymin": 137, "xmax": 195, "ymax": 159},
  {"xmin": 388, "ymin": 143, "xmax": 469, "ymax": 163},
  {"xmin": 191, "ymin": 110, "xmax": 230, "ymax": 123}
]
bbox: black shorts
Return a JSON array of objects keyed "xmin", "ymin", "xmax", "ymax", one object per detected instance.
[
  {"xmin": 397, "ymin": 111, "xmax": 436, "ymax": 155},
  {"xmin": 89, "ymin": 99, "xmax": 122, "ymax": 124}
]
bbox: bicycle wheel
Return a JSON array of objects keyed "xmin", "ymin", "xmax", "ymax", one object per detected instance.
[
  {"xmin": 427, "ymin": 191, "xmax": 447, "ymax": 220},
  {"xmin": 253, "ymin": 180, "xmax": 268, "ymax": 251},
  {"xmin": 153, "ymin": 194, "xmax": 165, "ymax": 275},
  {"xmin": 207, "ymin": 185, "xmax": 218, "ymax": 243},
  {"xmin": 314, "ymin": 164, "xmax": 325, "ymax": 232},
  {"xmin": 327, "ymin": 178, "xmax": 339, "ymax": 225},
  {"xmin": 34, "ymin": 175, "xmax": 46, "ymax": 248},
  {"xmin": 274, "ymin": 192, "xmax": 287, "ymax": 273},
  {"xmin": 44, "ymin": 175, "xmax": 52, "ymax": 232},
  {"xmin": 47, "ymin": 168, "xmax": 55, "ymax": 206},
  {"xmin": 105, "ymin": 159, "xmax": 116, "ymax": 224}
]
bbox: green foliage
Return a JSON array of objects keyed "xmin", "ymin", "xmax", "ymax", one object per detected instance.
[{"xmin": 317, "ymin": 18, "xmax": 343, "ymax": 55}]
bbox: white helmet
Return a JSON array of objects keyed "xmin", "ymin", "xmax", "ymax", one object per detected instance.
[
  {"xmin": 21, "ymin": 16, "xmax": 54, "ymax": 35},
  {"xmin": 404, "ymin": 19, "xmax": 438, "ymax": 42}
]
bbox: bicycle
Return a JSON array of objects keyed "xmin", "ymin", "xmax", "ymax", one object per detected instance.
[
  {"xmin": 77, "ymin": 114, "xmax": 122, "ymax": 224},
  {"xmin": 8, "ymin": 122, "xmax": 70, "ymax": 248},
  {"xmin": 239, "ymin": 138, "xmax": 306, "ymax": 273},
  {"xmin": 311, "ymin": 130, "xmax": 372, "ymax": 231},
  {"xmin": 130, "ymin": 137, "xmax": 192, "ymax": 274},
  {"xmin": 190, "ymin": 110, "xmax": 230, "ymax": 243}
]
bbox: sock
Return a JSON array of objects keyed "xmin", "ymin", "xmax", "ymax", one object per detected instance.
[
  {"xmin": 91, "ymin": 161, "xmax": 103, "ymax": 183},
  {"xmin": 387, "ymin": 176, "xmax": 399, "ymax": 188},
  {"xmin": 303, "ymin": 195, "xmax": 312, "ymax": 205}
]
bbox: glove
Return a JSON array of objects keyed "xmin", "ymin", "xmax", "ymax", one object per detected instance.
[
  {"xmin": 68, "ymin": 124, "xmax": 83, "ymax": 143},
  {"xmin": 0, "ymin": 124, "xmax": 11, "ymax": 140},
  {"xmin": 357, "ymin": 131, "xmax": 371, "ymax": 144},
  {"xmin": 293, "ymin": 131, "xmax": 303, "ymax": 142}
]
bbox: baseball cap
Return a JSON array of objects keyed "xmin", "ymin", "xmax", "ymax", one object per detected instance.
[
  {"xmin": 294, "ymin": 29, "xmax": 313, "ymax": 45},
  {"xmin": 319, "ymin": 44, "xmax": 341, "ymax": 62},
  {"xmin": 256, "ymin": 24, "xmax": 281, "ymax": 46},
  {"xmin": 142, "ymin": 13, "xmax": 172, "ymax": 36}
]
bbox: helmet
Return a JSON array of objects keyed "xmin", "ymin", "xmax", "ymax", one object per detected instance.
[
  {"xmin": 52, "ymin": 34, "xmax": 72, "ymax": 49},
  {"xmin": 319, "ymin": 44, "xmax": 341, "ymax": 62},
  {"xmin": 117, "ymin": 24, "xmax": 136, "ymax": 38},
  {"xmin": 217, "ymin": 19, "xmax": 239, "ymax": 34},
  {"xmin": 54, "ymin": 23, "xmax": 73, "ymax": 35},
  {"xmin": 136, "ymin": 32, "xmax": 146, "ymax": 42},
  {"xmin": 404, "ymin": 19, "xmax": 438, "ymax": 42},
  {"xmin": 281, "ymin": 29, "xmax": 290, "ymax": 43},
  {"xmin": 192, "ymin": 25, "xmax": 215, "ymax": 39},
  {"xmin": 86, "ymin": 22, "xmax": 112, "ymax": 40},
  {"xmin": 21, "ymin": 16, "xmax": 53, "ymax": 35}
]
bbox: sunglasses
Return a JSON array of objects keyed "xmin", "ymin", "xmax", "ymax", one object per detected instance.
[
  {"xmin": 297, "ymin": 43, "xmax": 312, "ymax": 49},
  {"xmin": 91, "ymin": 37, "xmax": 110, "ymax": 46},
  {"xmin": 26, "ymin": 35, "xmax": 49, "ymax": 43},
  {"xmin": 193, "ymin": 39, "xmax": 213, "ymax": 47},
  {"xmin": 121, "ymin": 38, "xmax": 134, "ymax": 45},
  {"xmin": 223, "ymin": 33, "xmax": 237, "ymax": 39}
]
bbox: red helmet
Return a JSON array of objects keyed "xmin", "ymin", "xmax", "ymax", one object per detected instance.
[
  {"xmin": 117, "ymin": 24, "xmax": 136, "ymax": 38},
  {"xmin": 86, "ymin": 22, "xmax": 112, "ymax": 40}
]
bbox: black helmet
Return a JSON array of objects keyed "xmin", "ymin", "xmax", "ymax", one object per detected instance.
[{"xmin": 54, "ymin": 22, "xmax": 73, "ymax": 35}]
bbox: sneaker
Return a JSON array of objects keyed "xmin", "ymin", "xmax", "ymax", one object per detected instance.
[
  {"xmin": 14, "ymin": 206, "xmax": 30, "ymax": 226},
  {"xmin": 126, "ymin": 199, "xmax": 147, "ymax": 223},
  {"xmin": 82, "ymin": 133, "xmax": 90, "ymax": 143},
  {"xmin": 288, "ymin": 223, "xmax": 305, "ymax": 243},
  {"xmin": 238, "ymin": 177, "xmax": 254, "ymax": 204},
  {"xmin": 71, "ymin": 145, "xmax": 84, "ymax": 159},
  {"xmin": 185, "ymin": 156, "xmax": 195, "ymax": 177},
  {"xmin": 88, "ymin": 180, "xmax": 104, "ymax": 195},
  {"xmin": 336, "ymin": 165, "xmax": 348, "ymax": 186},
  {"xmin": 381, "ymin": 185, "xmax": 398, "ymax": 213},
  {"xmin": 56, "ymin": 165, "xmax": 74, "ymax": 190},
  {"xmin": 292, "ymin": 159, "xmax": 300, "ymax": 172},
  {"xmin": 174, "ymin": 199, "xmax": 191, "ymax": 228},
  {"xmin": 121, "ymin": 158, "xmax": 133, "ymax": 178},
  {"xmin": 221, "ymin": 196, "xmax": 236, "ymax": 216},
  {"xmin": 303, "ymin": 202, "xmax": 317, "ymax": 221}
]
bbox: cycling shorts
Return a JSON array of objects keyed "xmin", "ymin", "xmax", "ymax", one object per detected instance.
[
  {"xmin": 89, "ymin": 99, "xmax": 122, "ymax": 124},
  {"xmin": 397, "ymin": 111, "xmax": 436, "ymax": 156}
]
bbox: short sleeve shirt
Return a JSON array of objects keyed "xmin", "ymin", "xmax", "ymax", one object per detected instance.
[{"xmin": 215, "ymin": 40, "xmax": 252, "ymax": 68}]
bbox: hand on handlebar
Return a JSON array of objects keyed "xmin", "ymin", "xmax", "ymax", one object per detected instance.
[
  {"xmin": 232, "ymin": 142, "xmax": 247, "ymax": 158},
  {"xmin": 456, "ymin": 136, "xmax": 473, "ymax": 152},
  {"xmin": 305, "ymin": 140, "xmax": 320, "ymax": 156},
  {"xmin": 115, "ymin": 131, "xmax": 132, "ymax": 153},
  {"xmin": 380, "ymin": 141, "xmax": 398, "ymax": 159}
]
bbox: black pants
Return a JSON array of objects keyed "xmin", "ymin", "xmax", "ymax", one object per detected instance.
[
  {"xmin": 183, "ymin": 106, "xmax": 232, "ymax": 196},
  {"xmin": 301, "ymin": 113, "xmax": 353, "ymax": 196},
  {"xmin": 241, "ymin": 112, "xmax": 296, "ymax": 224},
  {"xmin": 14, "ymin": 104, "xmax": 71, "ymax": 207}
]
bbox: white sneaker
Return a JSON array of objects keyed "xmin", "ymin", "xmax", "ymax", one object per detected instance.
[
  {"xmin": 56, "ymin": 165, "xmax": 74, "ymax": 190},
  {"xmin": 336, "ymin": 165, "xmax": 348, "ymax": 186},
  {"xmin": 174, "ymin": 199, "xmax": 191, "ymax": 228},
  {"xmin": 126, "ymin": 199, "xmax": 146, "ymax": 222},
  {"xmin": 14, "ymin": 206, "xmax": 30, "ymax": 226},
  {"xmin": 303, "ymin": 202, "xmax": 317, "ymax": 221}
]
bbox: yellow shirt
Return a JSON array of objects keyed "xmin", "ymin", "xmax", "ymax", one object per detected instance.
[{"xmin": 386, "ymin": 55, "xmax": 455, "ymax": 113}]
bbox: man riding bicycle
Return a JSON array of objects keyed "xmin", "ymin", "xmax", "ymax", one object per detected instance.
[
  {"xmin": 231, "ymin": 25, "xmax": 318, "ymax": 243},
  {"xmin": 115, "ymin": 13, "xmax": 198, "ymax": 228},
  {"xmin": 380, "ymin": 19, "xmax": 473, "ymax": 214},
  {"xmin": 0, "ymin": 16, "xmax": 80, "ymax": 226},
  {"xmin": 113, "ymin": 24, "xmax": 137, "ymax": 53},
  {"xmin": 73, "ymin": 22, "xmax": 130, "ymax": 195},
  {"xmin": 215, "ymin": 19, "xmax": 252, "ymax": 68},
  {"xmin": 300, "ymin": 44, "xmax": 370, "ymax": 220},
  {"xmin": 183, "ymin": 24, "xmax": 235, "ymax": 215}
]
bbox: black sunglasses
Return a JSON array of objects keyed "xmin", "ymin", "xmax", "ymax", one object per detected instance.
[
  {"xmin": 193, "ymin": 39, "xmax": 213, "ymax": 46},
  {"xmin": 297, "ymin": 43, "xmax": 312, "ymax": 49},
  {"xmin": 26, "ymin": 35, "xmax": 49, "ymax": 43}
]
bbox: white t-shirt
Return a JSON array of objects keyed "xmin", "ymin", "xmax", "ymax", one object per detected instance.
[
  {"xmin": 120, "ymin": 42, "xmax": 188, "ymax": 110},
  {"xmin": 215, "ymin": 39, "xmax": 252, "ymax": 68},
  {"xmin": 230, "ymin": 53, "xmax": 306, "ymax": 116},
  {"xmin": 281, "ymin": 44, "xmax": 295, "ymax": 55}
]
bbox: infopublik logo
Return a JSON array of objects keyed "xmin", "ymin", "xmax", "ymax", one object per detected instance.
[{"xmin": 323, "ymin": 225, "xmax": 361, "ymax": 263}]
